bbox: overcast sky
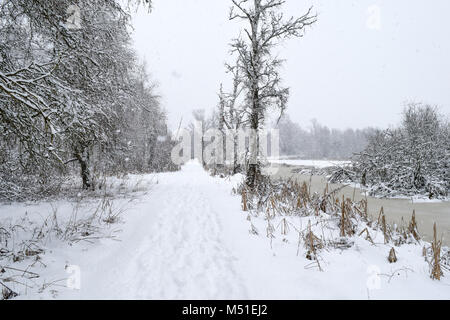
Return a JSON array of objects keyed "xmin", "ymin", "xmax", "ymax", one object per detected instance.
[{"xmin": 132, "ymin": 0, "xmax": 450, "ymax": 131}]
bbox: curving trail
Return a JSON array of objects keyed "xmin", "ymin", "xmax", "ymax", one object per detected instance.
[{"xmin": 66, "ymin": 161, "xmax": 248, "ymax": 299}]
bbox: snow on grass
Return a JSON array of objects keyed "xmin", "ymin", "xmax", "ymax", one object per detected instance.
[
  {"xmin": 1, "ymin": 160, "xmax": 449, "ymax": 300},
  {"xmin": 230, "ymin": 178, "xmax": 450, "ymax": 299}
]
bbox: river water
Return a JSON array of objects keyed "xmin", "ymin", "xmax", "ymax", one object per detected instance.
[{"xmin": 272, "ymin": 165, "xmax": 450, "ymax": 246}]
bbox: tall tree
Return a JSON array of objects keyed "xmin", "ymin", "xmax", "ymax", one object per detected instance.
[{"xmin": 229, "ymin": 0, "xmax": 316, "ymax": 188}]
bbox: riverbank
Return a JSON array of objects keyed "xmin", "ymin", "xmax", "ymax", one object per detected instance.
[{"xmin": 272, "ymin": 164, "xmax": 450, "ymax": 246}]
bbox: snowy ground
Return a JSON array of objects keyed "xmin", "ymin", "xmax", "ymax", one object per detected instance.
[{"xmin": 1, "ymin": 161, "xmax": 449, "ymax": 299}]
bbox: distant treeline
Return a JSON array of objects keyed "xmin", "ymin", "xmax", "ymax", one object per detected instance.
[{"xmin": 275, "ymin": 115, "xmax": 375, "ymax": 160}]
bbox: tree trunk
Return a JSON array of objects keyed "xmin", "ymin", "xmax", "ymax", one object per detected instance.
[
  {"xmin": 75, "ymin": 148, "xmax": 92, "ymax": 190},
  {"xmin": 232, "ymin": 133, "xmax": 240, "ymax": 174},
  {"xmin": 246, "ymin": 101, "xmax": 260, "ymax": 188},
  {"xmin": 245, "ymin": 10, "xmax": 261, "ymax": 189}
]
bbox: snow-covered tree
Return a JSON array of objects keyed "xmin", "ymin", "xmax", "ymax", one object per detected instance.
[
  {"xmin": 0, "ymin": 0, "xmax": 174, "ymax": 200},
  {"xmin": 350, "ymin": 103, "xmax": 449, "ymax": 198},
  {"xmin": 228, "ymin": 0, "xmax": 316, "ymax": 188}
]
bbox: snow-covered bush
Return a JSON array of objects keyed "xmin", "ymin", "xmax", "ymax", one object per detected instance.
[{"xmin": 343, "ymin": 104, "xmax": 449, "ymax": 198}]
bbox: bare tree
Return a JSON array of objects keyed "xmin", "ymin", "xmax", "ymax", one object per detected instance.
[{"xmin": 229, "ymin": 0, "xmax": 316, "ymax": 188}]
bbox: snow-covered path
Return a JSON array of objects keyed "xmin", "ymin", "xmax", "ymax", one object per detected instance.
[
  {"xmin": 12, "ymin": 160, "xmax": 449, "ymax": 300},
  {"xmin": 60, "ymin": 161, "xmax": 248, "ymax": 299}
]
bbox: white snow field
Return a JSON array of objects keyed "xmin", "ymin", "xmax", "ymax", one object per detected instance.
[{"xmin": 1, "ymin": 160, "xmax": 449, "ymax": 300}]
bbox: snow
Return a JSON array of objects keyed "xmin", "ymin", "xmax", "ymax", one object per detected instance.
[
  {"xmin": 268, "ymin": 159, "xmax": 351, "ymax": 168},
  {"xmin": 404, "ymin": 196, "xmax": 447, "ymax": 204},
  {"xmin": 1, "ymin": 160, "xmax": 449, "ymax": 300}
]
